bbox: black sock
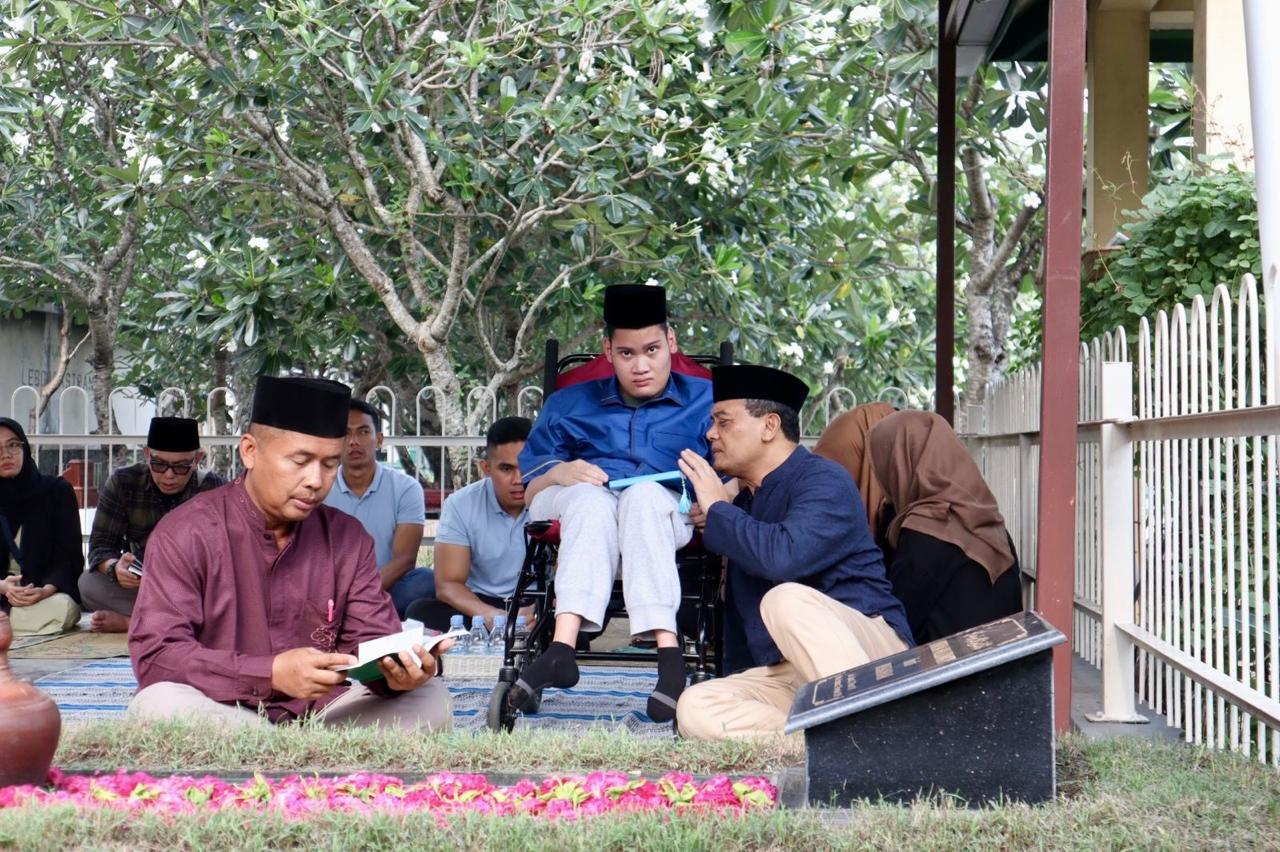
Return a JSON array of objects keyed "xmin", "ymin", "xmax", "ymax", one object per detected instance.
[
  {"xmin": 511, "ymin": 641, "xmax": 580, "ymax": 707},
  {"xmin": 647, "ymin": 647, "xmax": 686, "ymax": 723}
]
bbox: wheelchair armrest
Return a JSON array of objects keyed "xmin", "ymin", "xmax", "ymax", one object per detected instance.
[{"xmin": 525, "ymin": 519, "xmax": 560, "ymax": 542}]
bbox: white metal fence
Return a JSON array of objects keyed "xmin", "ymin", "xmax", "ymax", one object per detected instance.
[
  {"xmin": 7, "ymin": 378, "xmax": 917, "ymax": 503},
  {"xmin": 966, "ymin": 274, "xmax": 1280, "ymax": 765}
]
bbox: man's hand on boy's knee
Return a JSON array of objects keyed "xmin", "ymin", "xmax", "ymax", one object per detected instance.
[{"xmin": 551, "ymin": 460, "xmax": 608, "ymax": 488}]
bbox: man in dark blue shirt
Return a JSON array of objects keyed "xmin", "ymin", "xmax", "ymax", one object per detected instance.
[
  {"xmin": 675, "ymin": 365, "xmax": 913, "ymax": 740},
  {"xmin": 510, "ymin": 285, "xmax": 711, "ymax": 723}
]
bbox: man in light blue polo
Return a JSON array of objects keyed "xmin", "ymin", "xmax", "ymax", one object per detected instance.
[
  {"xmin": 406, "ymin": 417, "xmax": 532, "ymax": 631},
  {"xmin": 324, "ymin": 399, "xmax": 430, "ymax": 618}
]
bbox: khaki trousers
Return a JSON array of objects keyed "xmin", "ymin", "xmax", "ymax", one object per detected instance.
[
  {"xmin": 8, "ymin": 592, "xmax": 81, "ymax": 636},
  {"xmin": 677, "ymin": 582, "xmax": 908, "ymax": 741},
  {"xmin": 128, "ymin": 677, "xmax": 453, "ymax": 731}
]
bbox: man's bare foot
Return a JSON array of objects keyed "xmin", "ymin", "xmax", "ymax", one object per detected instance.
[{"xmin": 89, "ymin": 611, "xmax": 131, "ymax": 633}]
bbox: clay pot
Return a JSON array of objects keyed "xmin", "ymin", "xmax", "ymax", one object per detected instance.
[{"xmin": 0, "ymin": 611, "xmax": 61, "ymax": 786}]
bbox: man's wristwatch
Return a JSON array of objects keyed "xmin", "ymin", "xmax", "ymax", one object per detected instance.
[{"xmin": 105, "ymin": 560, "xmax": 119, "ymax": 584}]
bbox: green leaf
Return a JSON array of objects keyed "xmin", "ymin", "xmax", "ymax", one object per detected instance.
[{"xmin": 724, "ymin": 30, "xmax": 767, "ymax": 59}]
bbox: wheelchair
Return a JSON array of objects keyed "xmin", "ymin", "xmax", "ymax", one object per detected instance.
[{"xmin": 485, "ymin": 338, "xmax": 733, "ymax": 732}]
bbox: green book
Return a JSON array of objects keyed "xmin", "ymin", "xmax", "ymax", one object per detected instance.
[{"xmin": 335, "ymin": 627, "xmax": 468, "ymax": 684}]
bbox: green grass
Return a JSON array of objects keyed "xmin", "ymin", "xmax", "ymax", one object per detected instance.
[
  {"xmin": 55, "ymin": 719, "xmax": 799, "ymax": 776},
  {"xmin": 2, "ymin": 729, "xmax": 1276, "ymax": 851}
]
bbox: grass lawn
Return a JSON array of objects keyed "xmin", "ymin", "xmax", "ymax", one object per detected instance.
[{"xmin": 0, "ymin": 724, "xmax": 1276, "ymax": 851}]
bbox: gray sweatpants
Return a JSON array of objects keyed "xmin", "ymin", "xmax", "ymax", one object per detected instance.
[
  {"xmin": 78, "ymin": 570, "xmax": 138, "ymax": 616},
  {"xmin": 530, "ymin": 481, "xmax": 693, "ymax": 636}
]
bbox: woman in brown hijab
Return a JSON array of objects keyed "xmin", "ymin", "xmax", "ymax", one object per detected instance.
[
  {"xmin": 867, "ymin": 410, "xmax": 1022, "ymax": 643},
  {"xmin": 814, "ymin": 403, "xmax": 896, "ymax": 546}
]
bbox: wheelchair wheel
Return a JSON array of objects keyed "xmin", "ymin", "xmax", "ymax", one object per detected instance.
[
  {"xmin": 688, "ymin": 670, "xmax": 712, "ymax": 685},
  {"xmin": 486, "ymin": 682, "xmax": 516, "ymax": 732}
]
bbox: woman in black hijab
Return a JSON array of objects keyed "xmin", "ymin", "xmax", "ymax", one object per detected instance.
[{"xmin": 0, "ymin": 417, "xmax": 83, "ymax": 634}]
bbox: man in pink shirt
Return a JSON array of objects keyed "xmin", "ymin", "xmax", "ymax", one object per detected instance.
[{"xmin": 127, "ymin": 376, "xmax": 453, "ymax": 729}]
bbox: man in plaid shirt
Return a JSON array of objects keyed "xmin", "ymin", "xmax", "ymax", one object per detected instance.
[{"xmin": 80, "ymin": 417, "xmax": 225, "ymax": 632}]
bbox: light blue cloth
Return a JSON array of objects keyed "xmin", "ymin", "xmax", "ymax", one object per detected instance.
[
  {"xmin": 434, "ymin": 478, "xmax": 528, "ymax": 599},
  {"xmin": 324, "ymin": 463, "xmax": 426, "ymax": 567},
  {"xmin": 518, "ymin": 372, "xmax": 713, "ymax": 489}
]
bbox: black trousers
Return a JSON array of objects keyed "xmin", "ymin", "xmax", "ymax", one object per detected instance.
[{"xmin": 406, "ymin": 593, "xmax": 507, "ymax": 632}]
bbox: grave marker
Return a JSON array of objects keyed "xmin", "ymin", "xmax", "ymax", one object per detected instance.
[{"xmin": 785, "ymin": 611, "xmax": 1066, "ymax": 807}]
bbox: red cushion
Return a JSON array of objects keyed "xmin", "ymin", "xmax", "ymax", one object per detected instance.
[
  {"xmin": 527, "ymin": 519, "xmax": 705, "ymax": 552},
  {"xmin": 528, "ymin": 519, "xmax": 562, "ymax": 542},
  {"xmin": 554, "ymin": 352, "xmax": 712, "ymax": 391}
]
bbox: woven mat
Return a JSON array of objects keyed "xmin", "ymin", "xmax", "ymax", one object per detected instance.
[
  {"xmin": 7, "ymin": 629, "xmax": 129, "ymax": 659},
  {"xmin": 35, "ymin": 660, "xmax": 673, "ymax": 737}
]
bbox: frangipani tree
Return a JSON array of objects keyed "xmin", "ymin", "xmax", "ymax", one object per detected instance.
[
  {"xmin": 0, "ymin": 17, "xmax": 195, "ymax": 432},
  {"xmin": 17, "ymin": 0, "xmax": 939, "ymax": 434}
]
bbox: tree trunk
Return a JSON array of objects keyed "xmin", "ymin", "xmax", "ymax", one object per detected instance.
[
  {"xmin": 421, "ymin": 345, "xmax": 471, "ymax": 483},
  {"xmin": 87, "ymin": 315, "xmax": 116, "ymax": 436},
  {"xmin": 33, "ymin": 306, "xmax": 89, "ymax": 430}
]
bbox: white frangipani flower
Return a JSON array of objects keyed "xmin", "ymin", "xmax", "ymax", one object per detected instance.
[
  {"xmin": 848, "ymin": 5, "xmax": 883, "ymax": 26},
  {"xmin": 101, "ymin": 57, "xmax": 118, "ymax": 80},
  {"xmin": 643, "ymin": 277, "xmax": 660, "ymax": 287},
  {"xmin": 1021, "ymin": 191, "xmax": 1042, "ymax": 209},
  {"xmin": 696, "ymin": 30, "xmax": 714, "ymax": 48},
  {"xmin": 823, "ymin": 361, "xmax": 835, "ymax": 375},
  {"xmin": 248, "ymin": 236, "xmax": 270, "ymax": 251},
  {"xmin": 430, "ymin": 30, "xmax": 449, "ymax": 45},
  {"xmin": 678, "ymin": 115, "xmax": 694, "ymax": 129},
  {"xmin": 695, "ymin": 69, "xmax": 712, "ymax": 84},
  {"xmin": 650, "ymin": 141, "xmax": 668, "ymax": 159},
  {"xmin": 685, "ymin": 171, "xmax": 701, "ymax": 186},
  {"xmin": 10, "ymin": 130, "xmax": 30, "ymax": 153}
]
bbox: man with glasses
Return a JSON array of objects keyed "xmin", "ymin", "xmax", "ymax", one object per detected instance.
[{"xmin": 81, "ymin": 416, "xmax": 225, "ymax": 632}]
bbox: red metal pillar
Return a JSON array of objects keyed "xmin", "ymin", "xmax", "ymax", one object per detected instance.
[
  {"xmin": 936, "ymin": 2, "xmax": 957, "ymax": 424},
  {"xmin": 1036, "ymin": 0, "xmax": 1088, "ymax": 732}
]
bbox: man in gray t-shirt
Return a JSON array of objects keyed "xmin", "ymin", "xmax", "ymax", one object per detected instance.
[
  {"xmin": 406, "ymin": 417, "xmax": 531, "ymax": 631},
  {"xmin": 323, "ymin": 400, "xmax": 428, "ymax": 618}
]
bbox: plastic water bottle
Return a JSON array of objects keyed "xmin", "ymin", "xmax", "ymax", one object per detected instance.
[
  {"xmin": 488, "ymin": 615, "xmax": 507, "ymax": 655},
  {"xmin": 467, "ymin": 616, "xmax": 488, "ymax": 655},
  {"xmin": 448, "ymin": 615, "xmax": 465, "ymax": 654},
  {"xmin": 512, "ymin": 615, "xmax": 529, "ymax": 653}
]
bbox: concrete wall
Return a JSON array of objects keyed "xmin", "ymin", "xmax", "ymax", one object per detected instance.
[{"xmin": 0, "ymin": 307, "xmax": 99, "ymax": 434}]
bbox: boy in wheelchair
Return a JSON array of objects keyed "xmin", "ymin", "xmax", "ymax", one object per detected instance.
[{"xmin": 509, "ymin": 284, "xmax": 712, "ymax": 723}]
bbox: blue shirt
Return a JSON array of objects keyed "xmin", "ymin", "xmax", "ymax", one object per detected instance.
[
  {"xmin": 519, "ymin": 372, "xmax": 713, "ymax": 487},
  {"xmin": 323, "ymin": 464, "xmax": 426, "ymax": 567},
  {"xmin": 704, "ymin": 446, "xmax": 914, "ymax": 674},
  {"xmin": 434, "ymin": 478, "xmax": 529, "ymax": 599}
]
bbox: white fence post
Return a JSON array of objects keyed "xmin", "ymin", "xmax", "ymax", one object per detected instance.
[{"xmin": 1088, "ymin": 360, "xmax": 1147, "ymax": 723}]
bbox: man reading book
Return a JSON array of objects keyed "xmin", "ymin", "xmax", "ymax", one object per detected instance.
[{"xmin": 127, "ymin": 376, "xmax": 453, "ymax": 729}]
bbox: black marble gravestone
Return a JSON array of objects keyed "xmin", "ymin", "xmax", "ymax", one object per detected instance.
[{"xmin": 784, "ymin": 610, "xmax": 1066, "ymax": 808}]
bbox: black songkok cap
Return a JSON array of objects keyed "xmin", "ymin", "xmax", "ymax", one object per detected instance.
[
  {"xmin": 712, "ymin": 365, "xmax": 810, "ymax": 413},
  {"xmin": 603, "ymin": 284, "xmax": 668, "ymax": 329},
  {"xmin": 146, "ymin": 417, "xmax": 200, "ymax": 452},
  {"xmin": 250, "ymin": 376, "xmax": 351, "ymax": 439}
]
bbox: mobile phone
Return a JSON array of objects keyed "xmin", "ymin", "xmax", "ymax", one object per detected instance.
[{"xmin": 126, "ymin": 560, "xmax": 143, "ymax": 577}]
